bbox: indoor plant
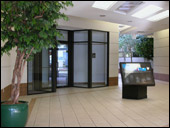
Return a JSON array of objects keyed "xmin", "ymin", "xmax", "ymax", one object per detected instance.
[
  {"xmin": 135, "ymin": 35, "xmax": 153, "ymax": 61},
  {"xmin": 1, "ymin": 1, "xmax": 73, "ymax": 127}
]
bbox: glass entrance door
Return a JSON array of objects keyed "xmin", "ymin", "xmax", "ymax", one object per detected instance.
[
  {"xmin": 92, "ymin": 31, "xmax": 108, "ymax": 87},
  {"xmin": 57, "ymin": 44, "xmax": 68, "ymax": 87},
  {"xmin": 27, "ymin": 48, "xmax": 53, "ymax": 94}
]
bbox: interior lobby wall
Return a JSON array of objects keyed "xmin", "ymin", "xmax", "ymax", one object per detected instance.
[
  {"xmin": 153, "ymin": 29, "xmax": 169, "ymax": 82},
  {"xmin": 1, "ymin": 41, "xmax": 11, "ymax": 90}
]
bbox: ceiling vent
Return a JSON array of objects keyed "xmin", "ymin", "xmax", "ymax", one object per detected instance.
[
  {"xmin": 114, "ymin": 1, "xmax": 144, "ymax": 15},
  {"xmin": 137, "ymin": 31, "xmax": 145, "ymax": 33}
]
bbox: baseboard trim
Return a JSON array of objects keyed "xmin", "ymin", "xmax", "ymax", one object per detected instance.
[
  {"xmin": 109, "ymin": 77, "xmax": 118, "ymax": 86},
  {"xmin": 1, "ymin": 83, "xmax": 27, "ymax": 101},
  {"xmin": 154, "ymin": 73, "xmax": 169, "ymax": 82}
]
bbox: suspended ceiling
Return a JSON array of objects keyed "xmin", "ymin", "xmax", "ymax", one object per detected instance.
[{"xmin": 62, "ymin": 1, "xmax": 169, "ymax": 35}]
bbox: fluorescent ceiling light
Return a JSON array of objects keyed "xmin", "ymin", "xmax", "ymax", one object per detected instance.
[
  {"xmin": 132, "ymin": 5, "xmax": 162, "ymax": 18},
  {"xmin": 92, "ymin": 1, "xmax": 117, "ymax": 10},
  {"xmin": 114, "ymin": 1, "xmax": 144, "ymax": 15},
  {"xmin": 114, "ymin": 10, "xmax": 126, "ymax": 15},
  {"xmin": 147, "ymin": 10, "xmax": 169, "ymax": 22}
]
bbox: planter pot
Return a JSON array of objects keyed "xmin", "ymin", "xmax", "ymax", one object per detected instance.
[{"xmin": 1, "ymin": 101, "xmax": 28, "ymax": 127}]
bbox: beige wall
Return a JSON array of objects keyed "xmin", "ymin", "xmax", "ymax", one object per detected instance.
[
  {"xmin": 58, "ymin": 16, "xmax": 119, "ymax": 78},
  {"xmin": 153, "ymin": 29, "xmax": 169, "ymax": 78},
  {"xmin": 1, "ymin": 46, "xmax": 27, "ymax": 90},
  {"xmin": 1, "ymin": 41, "xmax": 11, "ymax": 89}
]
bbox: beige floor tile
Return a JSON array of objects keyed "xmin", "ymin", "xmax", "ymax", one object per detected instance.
[{"xmin": 24, "ymin": 80, "xmax": 169, "ymax": 127}]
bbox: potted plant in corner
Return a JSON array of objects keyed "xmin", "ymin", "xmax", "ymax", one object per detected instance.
[
  {"xmin": 1, "ymin": 1, "xmax": 73, "ymax": 127},
  {"xmin": 135, "ymin": 35, "xmax": 153, "ymax": 65}
]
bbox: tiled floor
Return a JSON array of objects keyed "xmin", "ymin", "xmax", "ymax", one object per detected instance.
[{"xmin": 19, "ymin": 79, "xmax": 169, "ymax": 127}]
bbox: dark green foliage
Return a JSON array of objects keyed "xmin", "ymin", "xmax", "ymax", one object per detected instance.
[
  {"xmin": 133, "ymin": 52, "xmax": 140, "ymax": 57},
  {"xmin": 135, "ymin": 35, "xmax": 153, "ymax": 60},
  {"xmin": 1, "ymin": 1, "xmax": 73, "ymax": 58}
]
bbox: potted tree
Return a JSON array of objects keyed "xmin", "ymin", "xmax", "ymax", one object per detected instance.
[
  {"xmin": 1, "ymin": 1, "xmax": 73, "ymax": 127},
  {"xmin": 135, "ymin": 35, "xmax": 153, "ymax": 62}
]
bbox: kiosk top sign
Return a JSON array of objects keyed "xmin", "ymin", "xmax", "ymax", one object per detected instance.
[{"xmin": 120, "ymin": 62, "xmax": 155, "ymax": 86}]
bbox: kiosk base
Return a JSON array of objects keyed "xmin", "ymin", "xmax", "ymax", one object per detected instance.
[{"xmin": 123, "ymin": 85, "xmax": 147, "ymax": 99}]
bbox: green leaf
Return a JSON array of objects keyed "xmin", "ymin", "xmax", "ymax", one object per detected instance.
[{"xmin": 1, "ymin": 1, "xmax": 73, "ymax": 58}]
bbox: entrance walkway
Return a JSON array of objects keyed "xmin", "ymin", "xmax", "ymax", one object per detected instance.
[{"xmin": 19, "ymin": 80, "xmax": 169, "ymax": 127}]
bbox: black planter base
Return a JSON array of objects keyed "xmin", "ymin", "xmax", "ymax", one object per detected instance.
[{"xmin": 122, "ymin": 85, "xmax": 147, "ymax": 99}]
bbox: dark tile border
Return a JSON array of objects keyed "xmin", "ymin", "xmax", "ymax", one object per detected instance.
[{"xmin": 154, "ymin": 73, "xmax": 169, "ymax": 82}]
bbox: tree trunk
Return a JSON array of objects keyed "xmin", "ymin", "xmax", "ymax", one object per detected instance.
[
  {"xmin": 11, "ymin": 48, "xmax": 34, "ymax": 104},
  {"xmin": 123, "ymin": 52, "xmax": 126, "ymax": 62},
  {"xmin": 11, "ymin": 50, "xmax": 25, "ymax": 104},
  {"xmin": 131, "ymin": 51, "xmax": 133, "ymax": 62},
  {"xmin": 11, "ymin": 51, "xmax": 19, "ymax": 102}
]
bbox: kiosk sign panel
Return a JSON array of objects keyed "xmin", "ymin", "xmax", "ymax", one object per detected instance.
[{"xmin": 120, "ymin": 62, "xmax": 155, "ymax": 86}]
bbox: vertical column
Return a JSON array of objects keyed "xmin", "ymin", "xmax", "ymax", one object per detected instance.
[
  {"xmin": 52, "ymin": 47, "xmax": 57, "ymax": 92},
  {"xmin": 68, "ymin": 31, "xmax": 74, "ymax": 87},
  {"xmin": 88, "ymin": 30, "xmax": 92, "ymax": 88},
  {"xmin": 107, "ymin": 32, "xmax": 110, "ymax": 86},
  {"xmin": 109, "ymin": 32, "xmax": 119, "ymax": 86},
  {"xmin": 153, "ymin": 29, "xmax": 169, "ymax": 82}
]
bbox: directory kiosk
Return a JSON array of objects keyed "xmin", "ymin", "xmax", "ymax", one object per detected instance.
[{"xmin": 120, "ymin": 62, "xmax": 155, "ymax": 99}]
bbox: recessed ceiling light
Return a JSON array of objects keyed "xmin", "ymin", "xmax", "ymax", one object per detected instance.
[
  {"xmin": 147, "ymin": 10, "xmax": 169, "ymax": 22},
  {"xmin": 92, "ymin": 1, "xmax": 118, "ymax": 10},
  {"xmin": 132, "ymin": 5, "xmax": 163, "ymax": 18}
]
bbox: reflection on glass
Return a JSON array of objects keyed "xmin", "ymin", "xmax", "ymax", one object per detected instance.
[
  {"xmin": 73, "ymin": 31, "xmax": 88, "ymax": 88},
  {"xmin": 57, "ymin": 44, "xmax": 68, "ymax": 87},
  {"xmin": 92, "ymin": 31, "xmax": 107, "ymax": 42},
  {"xmin": 122, "ymin": 64, "xmax": 141, "ymax": 77},
  {"xmin": 74, "ymin": 31, "xmax": 88, "ymax": 42},
  {"xmin": 28, "ymin": 60, "xmax": 33, "ymax": 91},
  {"xmin": 27, "ymin": 48, "xmax": 52, "ymax": 94},
  {"xmin": 56, "ymin": 30, "xmax": 68, "ymax": 41},
  {"xmin": 42, "ymin": 48, "xmax": 51, "ymax": 88},
  {"xmin": 48, "ymin": 50, "xmax": 52, "ymax": 87}
]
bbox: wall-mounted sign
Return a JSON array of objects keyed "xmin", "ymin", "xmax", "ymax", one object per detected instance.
[{"xmin": 92, "ymin": 53, "xmax": 96, "ymax": 58}]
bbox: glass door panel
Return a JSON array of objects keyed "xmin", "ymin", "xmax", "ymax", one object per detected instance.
[
  {"xmin": 27, "ymin": 48, "xmax": 52, "ymax": 94},
  {"xmin": 92, "ymin": 43, "xmax": 107, "ymax": 87},
  {"xmin": 74, "ymin": 43, "xmax": 88, "ymax": 87},
  {"xmin": 92, "ymin": 30, "xmax": 108, "ymax": 87},
  {"xmin": 57, "ymin": 44, "xmax": 68, "ymax": 87}
]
